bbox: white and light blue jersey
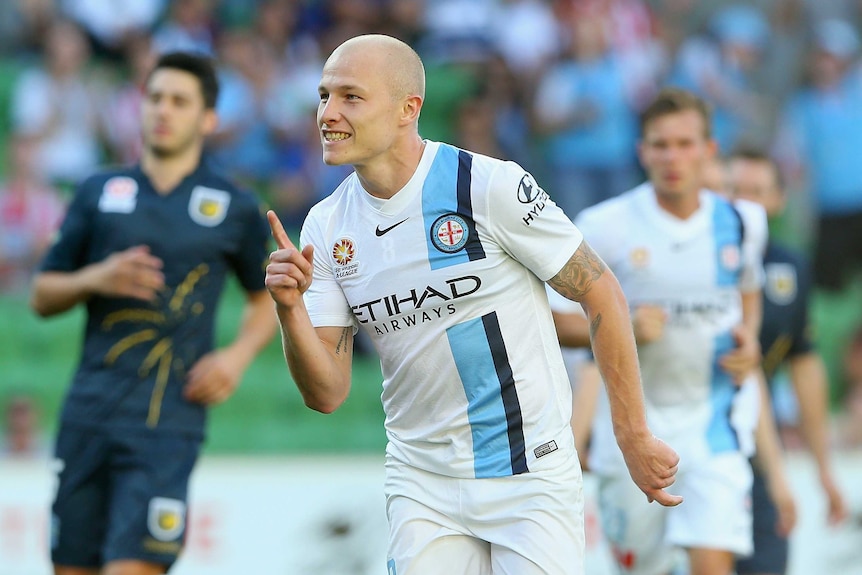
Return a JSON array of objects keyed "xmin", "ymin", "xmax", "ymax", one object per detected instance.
[
  {"xmin": 301, "ymin": 141, "xmax": 584, "ymax": 479},
  {"xmin": 578, "ymin": 183, "xmax": 767, "ymax": 473}
]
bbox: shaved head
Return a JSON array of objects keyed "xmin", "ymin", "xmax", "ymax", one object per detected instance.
[{"xmin": 328, "ymin": 34, "xmax": 425, "ymax": 101}]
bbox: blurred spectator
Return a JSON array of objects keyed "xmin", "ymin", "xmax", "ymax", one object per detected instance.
[
  {"xmin": 669, "ymin": 4, "xmax": 772, "ymax": 152},
  {"xmin": 10, "ymin": 18, "xmax": 104, "ymax": 185},
  {"xmin": 151, "ymin": 0, "xmax": 217, "ymax": 55},
  {"xmin": 774, "ymin": 18, "xmax": 862, "ymax": 292},
  {"xmin": 0, "ymin": 136, "xmax": 66, "ymax": 293},
  {"xmin": 453, "ymin": 94, "xmax": 507, "ymax": 160},
  {"xmin": 489, "ymin": 0, "xmax": 561, "ymax": 84},
  {"xmin": 209, "ymin": 28, "xmax": 317, "ymax": 185},
  {"xmin": 59, "ymin": 0, "xmax": 165, "ymax": 59},
  {"xmin": 380, "ymin": 0, "xmax": 427, "ymax": 47},
  {"xmin": 701, "ymin": 153, "xmax": 728, "ymax": 195},
  {"xmin": 0, "ymin": 394, "xmax": 48, "ymax": 458},
  {"xmin": 532, "ymin": 11, "xmax": 640, "ymax": 218},
  {"xmin": 99, "ymin": 33, "xmax": 157, "ymax": 164},
  {"xmin": 0, "ymin": 0, "xmax": 56, "ymax": 55},
  {"xmin": 559, "ymin": 0, "xmax": 668, "ymax": 110}
]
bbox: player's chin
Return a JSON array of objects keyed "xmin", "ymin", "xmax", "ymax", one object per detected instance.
[{"xmin": 322, "ymin": 151, "xmax": 350, "ymax": 166}]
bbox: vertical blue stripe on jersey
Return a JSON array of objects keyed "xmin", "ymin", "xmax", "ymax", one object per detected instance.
[
  {"xmin": 712, "ymin": 199, "xmax": 743, "ymax": 287},
  {"xmin": 447, "ymin": 312, "xmax": 528, "ymax": 477},
  {"xmin": 707, "ymin": 332, "xmax": 740, "ymax": 452},
  {"xmin": 422, "ymin": 144, "xmax": 485, "ymax": 270},
  {"xmin": 708, "ymin": 201, "xmax": 744, "ymax": 453}
]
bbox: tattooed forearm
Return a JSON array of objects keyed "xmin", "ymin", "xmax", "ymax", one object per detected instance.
[
  {"xmin": 335, "ymin": 327, "xmax": 351, "ymax": 356},
  {"xmin": 590, "ymin": 312, "xmax": 602, "ymax": 340},
  {"xmin": 548, "ymin": 241, "xmax": 607, "ymax": 301}
]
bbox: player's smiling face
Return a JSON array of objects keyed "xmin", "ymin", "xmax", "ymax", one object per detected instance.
[
  {"xmin": 316, "ymin": 47, "xmax": 402, "ymax": 169},
  {"xmin": 141, "ymin": 68, "xmax": 215, "ymax": 158},
  {"xmin": 638, "ymin": 109, "xmax": 717, "ymax": 201}
]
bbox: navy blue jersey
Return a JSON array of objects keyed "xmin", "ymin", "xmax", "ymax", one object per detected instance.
[
  {"xmin": 760, "ymin": 242, "xmax": 814, "ymax": 384},
  {"xmin": 41, "ymin": 161, "xmax": 269, "ymax": 437}
]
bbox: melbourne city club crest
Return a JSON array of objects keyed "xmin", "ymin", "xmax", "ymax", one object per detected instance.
[{"xmin": 431, "ymin": 213, "xmax": 469, "ymax": 253}]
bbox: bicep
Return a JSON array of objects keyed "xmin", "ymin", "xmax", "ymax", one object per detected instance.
[{"xmin": 547, "ymin": 240, "xmax": 607, "ymax": 302}]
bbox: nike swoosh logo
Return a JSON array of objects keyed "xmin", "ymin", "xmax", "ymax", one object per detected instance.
[{"xmin": 375, "ymin": 218, "xmax": 409, "ymax": 236}]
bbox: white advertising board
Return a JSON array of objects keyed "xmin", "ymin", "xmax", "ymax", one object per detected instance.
[{"xmin": 0, "ymin": 452, "xmax": 859, "ymax": 574}]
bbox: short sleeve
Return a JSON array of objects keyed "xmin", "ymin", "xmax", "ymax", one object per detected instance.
[
  {"xmin": 735, "ymin": 199, "xmax": 768, "ymax": 293},
  {"xmin": 300, "ymin": 212, "xmax": 357, "ymax": 330},
  {"xmin": 39, "ymin": 181, "xmax": 96, "ymax": 272},
  {"xmin": 483, "ymin": 161, "xmax": 583, "ymax": 282},
  {"xmin": 228, "ymin": 194, "xmax": 270, "ymax": 293}
]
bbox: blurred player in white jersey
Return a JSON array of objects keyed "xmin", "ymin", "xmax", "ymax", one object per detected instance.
[
  {"xmin": 572, "ymin": 88, "xmax": 769, "ymax": 575},
  {"xmin": 264, "ymin": 34, "xmax": 682, "ymax": 575}
]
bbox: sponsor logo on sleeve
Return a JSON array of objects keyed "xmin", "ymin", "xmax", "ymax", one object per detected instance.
[{"xmin": 517, "ymin": 173, "xmax": 552, "ymax": 226}]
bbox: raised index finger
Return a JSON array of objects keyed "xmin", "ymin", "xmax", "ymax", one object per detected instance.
[{"xmin": 267, "ymin": 210, "xmax": 294, "ymax": 250}]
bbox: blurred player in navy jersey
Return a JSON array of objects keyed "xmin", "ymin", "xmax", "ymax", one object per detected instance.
[
  {"xmin": 728, "ymin": 148, "xmax": 847, "ymax": 575},
  {"xmin": 30, "ymin": 51, "xmax": 276, "ymax": 575},
  {"xmin": 265, "ymin": 34, "xmax": 681, "ymax": 575}
]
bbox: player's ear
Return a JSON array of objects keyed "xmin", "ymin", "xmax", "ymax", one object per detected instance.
[
  {"xmin": 401, "ymin": 94, "xmax": 423, "ymax": 126},
  {"xmin": 202, "ymin": 109, "xmax": 219, "ymax": 136}
]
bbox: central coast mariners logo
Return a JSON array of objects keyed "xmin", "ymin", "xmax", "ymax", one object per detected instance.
[
  {"xmin": 765, "ymin": 263, "xmax": 797, "ymax": 305},
  {"xmin": 189, "ymin": 186, "xmax": 230, "ymax": 227},
  {"xmin": 431, "ymin": 213, "xmax": 469, "ymax": 253},
  {"xmin": 147, "ymin": 497, "xmax": 186, "ymax": 541}
]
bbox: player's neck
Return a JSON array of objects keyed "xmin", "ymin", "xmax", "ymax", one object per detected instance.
[
  {"xmin": 140, "ymin": 149, "xmax": 202, "ymax": 195},
  {"xmin": 356, "ymin": 137, "xmax": 426, "ymax": 199},
  {"xmin": 654, "ymin": 188, "xmax": 700, "ymax": 220}
]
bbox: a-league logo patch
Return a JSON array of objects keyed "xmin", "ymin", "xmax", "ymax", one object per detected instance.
[
  {"xmin": 98, "ymin": 176, "xmax": 138, "ymax": 213},
  {"xmin": 188, "ymin": 186, "xmax": 230, "ymax": 227},
  {"xmin": 720, "ymin": 244, "xmax": 741, "ymax": 271},
  {"xmin": 332, "ymin": 237, "xmax": 359, "ymax": 279},
  {"xmin": 629, "ymin": 247, "xmax": 650, "ymax": 268},
  {"xmin": 430, "ymin": 213, "xmax": 469, "ymax": 253},
  {"xmin": 147, "ymin": 497, "xmax": 186, "ymax": 542},
  {"xmin": 765, "ymin": 263, "xmax": 797, "ymax": 305}
]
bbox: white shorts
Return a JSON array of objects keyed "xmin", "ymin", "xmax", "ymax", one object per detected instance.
[
  {"xmin": 598, "ymin": 452, "xmax": 753, "ymax": 575},
  {"xmin": 384, "ymin": 453, "xmax": 585, "ymax": 575}
]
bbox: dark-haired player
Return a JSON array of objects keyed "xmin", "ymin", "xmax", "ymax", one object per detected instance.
[{"xmin": 30, "ymin": 51, "xmax": 276, "ymax": 575}]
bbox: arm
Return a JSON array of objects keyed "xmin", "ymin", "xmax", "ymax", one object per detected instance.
[
  {"xmin": 548, "ymin": 241, "xmax": 682, "ymax": 506},
  {"xmin": 265, "ymin": 211, "xmax": 353, "ymax": 414},
  {"xmin": 752, "ymin": 371, "xmax": 797, "ymax": 536},
  {"xmin": 551, "ymin": 309, "xmax": 591, "ymax": 348},
  {"xmin": 552, "ymin": 305, "xmax": 667, "ymax": 349},
  {"xmin": 788, "ymin": 351, "xmax": 848, "ymax": 524},
  {"xmin": 183, "ymin": 289, "xmax": 278, "ymax": 405},
  {"xmin": 570, "ymin": 359, "xmax": 601, "ymax": 469},
  {"xmin": 30, "ymin": 245, "xmax": 165, "ymax": 317},
  {"xmin": 719, "ymin": 289, "xmax": 763, "ymax": 384}
]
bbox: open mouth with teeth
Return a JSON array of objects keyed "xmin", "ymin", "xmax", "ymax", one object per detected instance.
[{"xmin": 324, "ymin": 132, "xmax": 351, "ymax": 141}]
